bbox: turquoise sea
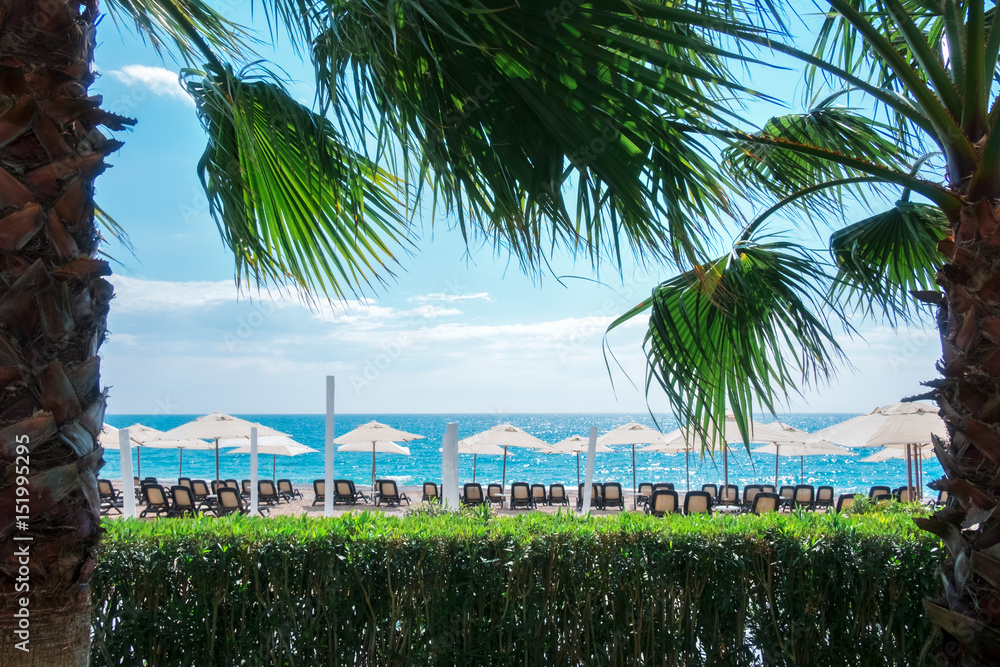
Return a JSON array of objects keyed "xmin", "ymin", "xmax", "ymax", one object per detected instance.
[{"xmin": 101, "ymin": 413, "xmax": 943, "ymax": 495}]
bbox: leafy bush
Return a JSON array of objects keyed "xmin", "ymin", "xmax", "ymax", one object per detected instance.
[{"xmin": 92, "ymin": 511, "xmax": 941, "ymax": 666}]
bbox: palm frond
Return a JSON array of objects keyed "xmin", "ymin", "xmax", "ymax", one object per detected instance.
[
  {"xmin": 829, "ymin": 201, "xmax": 947, "ymax": 323},
  {"xmin": 184, "ymin": 64, "xmax": 411, "ymax": 299},
  {"xmin": 606, "ymin": 239, "xmax": 846, "ymax": 447},
  {"xmin": 103, "ymin": 0, "xmax": 251, "ymax": 62},
  {"xmin": 315, "ymin": 0, "xmax": 778, "ymax": 271}
]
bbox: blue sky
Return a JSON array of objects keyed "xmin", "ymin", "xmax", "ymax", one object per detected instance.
[{"xmin": 92, "ymin": 9, "xmax": 942, "ymax": 416}]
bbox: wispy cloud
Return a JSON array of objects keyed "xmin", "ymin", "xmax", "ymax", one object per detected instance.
[
  {"xmin": 110, "ymin": 276, "xmax": 237, "ymax": 312},
  {"xmin": 106, "ymin": 65, "xmax": 193, "ymax": 107},
  {"xmin": 409, "ymin": 292, "xmax": 494, "ymax": 303}
]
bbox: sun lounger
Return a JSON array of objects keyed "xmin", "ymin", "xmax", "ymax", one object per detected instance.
[
  {"xmin": 815, "ymin": 485, "xmax": 835, "ymax": 509},
  {"xmin": 277, "ymin": 479, "xmax": 302, "ymax": 501},
  {"xmin": 531, "ymin": 484, "xmax": 548, "ymax": 507},
  {"xmin": 211, "ymin": 480, "xmax": 225, "ymax": 495},
  {"xmin": 603, "ymin": 482, "xmax": 625, "ymax": 511},
  {"xmin": 98, "ymin": 479, "xmax": 122, "ymax": 515},
  {"xmin": 701, "ymin": 483, "xmax": 718, "ymax": 500},
  {"xmin": 376, "ymin": 480, "xmax": 410, "ymax": 507},
  {"xmin": 510, "ymin": 482, "xmax": 534, "ymax": 510},
  {"xmin": 868, "ymin": 485, "xmax": 892, "ymax": 501},
  {"xmin": 241, "ymin": 479, "xmax": 252, "ymax": 497},
  {"xmin": 334, "ymin": 479, "xmax": 367, "ymax": 505},
  {"xmin": 259, "ymin": 480, "xmax": 281, "ymax": 505},
  {"xmin": 576, "ymin": 483, "xmax": 603, "ymax": 510},
  {"xmin": 684, "ymin": 490, "xmax": 712, "ymax": 515},
  {"xmin": 717, "ymin": 484, "xmax": 739, "ymax": 509},
  {"xmin": 742, "ymin": 484, "xmax": 763, "ymax": 511},
  {"xmin": 636, "ymin": 482, "xmax": 654, "ymax": 510},
  {"xmin": 549, "ymin": 484, "xmax": 568, "ymax": 506},
  {"xmin": 927, "ymin": 488, "xmax": 949, "ymax": 509},
  {"xmin": 894, "ymin": 486, "xmax": 917, "ymax": 502},
  {"xmin": 169, "ymin": 485, "xmax": 199, "ymax": 517},
  {"xmin": 778, "ymin": 485, "xmax": 795, "ymax": 509},
  {"xmin": 422, "ymin": 482, "xmax": 439, "ymax": 503},
  {"xmin": 792, "ymin": 484, "xmax": 815, "ymax": 510},
  {"xmin": 462, "ymin": 483, "xmax": 485, "ymax": 506},
  {"xmin": 487, "ymin": 484, "xmax": 505, "ymax": 508},
  {"xmin": 760, "ymin": 484, "xmax": 776, "ymax": 494},
  {"xmin": 140, "ymin": 484, "xmax": 172, "ymax": 518},
  {"xmin": 835, "ymin": 494, "xmax": 856, "ymax": 512},
  {"xmin": 215, "ymin": 487, "xmax": 250, "ymax": 517},
  {"xmin": 750, "ymin": 492, "xmax": 780, "ymax": 514},
  {"xmin": 646, "ymin": 489, "xmax": 679, "ymax": 517},
  {"xmin": 190, "ymin": 480, "xmax": 213, "ymax": 510},
  {"xmin": 312, "ymin": 479, "xmax": 326, "ymax": 506}
]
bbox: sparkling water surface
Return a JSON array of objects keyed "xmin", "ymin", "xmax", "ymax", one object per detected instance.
[{"xmin": 102, "ymin": 413, "xmax": 943, "ymax": 495}]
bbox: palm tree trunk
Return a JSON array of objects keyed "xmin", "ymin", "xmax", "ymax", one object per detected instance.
[
  {"xmin": 919, "ymin": 198, "xmax": 1000, "ymax": 663},
  {"xmin": 0, "ymin": 1, "xmax": 129, "ymax": 663}
]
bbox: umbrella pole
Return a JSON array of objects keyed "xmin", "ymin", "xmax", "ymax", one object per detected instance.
[
  {"xmin": 724, "ymin": 445, "xmax": 728, "ymax": 491},
  {"xmin": 775, "ymin": 453, "xmax": 779, "ymax": 489},
  {"xmin": 686, "ymin": 447, "xmax": 690, "ymax": 493},
  {"xmin": 502, "ymin": 447, "xmax": 508, "ymax": 489},
  {"xmin": 906, "ymin": 443, "xmax": 914, "ymax": 499},
  {"xmin": 273, "ymin": 454, "xmax": 276, "ymax": 481},
  {"xmin": 576, "ymin": 453, "xmax": 580, "ymax": 486},
  {"xmin": 372, "ymin": 443, "xmax": 377, "ymax": 495},
  {"xmin": 179, "ymin": 449, "xmax": 183, "ymax": 478},
  {"xmin": 136, "ymin": 447, "xmax": 141, "ymax": 480},
  {"xmin": 215, "ymin": 437, "xmax": 220, "ymax": 482},
  {"xmin": 473, "ymin": 454, "xmax": 477, "ymax": 483},
  {"xmin": 800, "ymin": 455, "xmax": 804, "ymax": 485},
  {"xmin": 632, "ymin": 445, "xmax": 637, "ymax": 510},
  {"xmin": 918, "ymin": 450, "xmax": 924, "ymax": 499}
]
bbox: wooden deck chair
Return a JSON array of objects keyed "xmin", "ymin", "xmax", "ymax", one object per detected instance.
[
  {"xmin": 815, "ymin": 486, "xmax": 835, "ymax": 509},
  {"xmin": 258, "ymin": 480, "xmax": 281, "ymax": 505},
  {"xmin": 462, "ymin": 483, "xmax": 485, "ymax": 506},
  {"xmin": 684, "ymin": 490, "xmax": 713, "ymax": 515},
  {"xmin": 140, "ymin": 484, "xmax": 172, "ymax": 518},
  {"xmin": 531, "ymin": 484, "xmax": 548, "ymax": 507},
  {"xmin": 312, "ymin": 479, "xmax": 326, "ymax": 506},
  {"xmin": 277, "ymin": 479, "xmax": 302, "ymax": 501},
  {"xmin": 646, "ymin": 489, "xmax": 679, "ymax": 517},
  {"xmin": 718, "ymin": 484, "xmax": 740, "ymax": 508},
  {"xmin": 487, "ymin": 484, "xmax": 505, "ymax": 508},
  {"xmin": 215, "ymin": 487, "xmax": 250, "ymax": 517},
  {"xmin": 169, "ymin": 485, "xmax": 199, "ymax": 517},
  {"xmin": 793, "ymin": 484, "xmax": 815, "ymax": 510},
  {"xmin": 835, "ymin": 494, "xmax": 856, "ymax": 513},
  {"xmin": 742, "ymin": 485, "xmax": 763, "ymax": 511},
  {"xmin": 750, "ymin": 492, "xmax": 780, "ymax": 514},
  {"xmin": 603, "ymin": 482, "xmax": 625, "ymax": 511},
  {"xmin": 98, "ymin": 479, "xmax": 122, "ymax": 515},
  {"xmin": 869, "ymin": 485, "xmax": 892, "ymax": 501},
  {"xmin": 510, "ymin": 482, "xmax": 534, "ymax": 510},
  {"xmin": 549, "ymin": 484, "xmax": 568, "ymax": 506},
  {"xmin": 376, "ymin": 480, "xmax": 410, "ymax": 507},
  {"xmin": 422, "ymin": 482, "xmax": 439, "ymax": 503}
]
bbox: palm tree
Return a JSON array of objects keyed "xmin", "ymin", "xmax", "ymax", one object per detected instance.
[{"xmin": 0, "ymin": 0, "xmax": 754, "ymax": 662}]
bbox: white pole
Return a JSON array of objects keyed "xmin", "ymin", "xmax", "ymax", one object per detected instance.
[
  {"xmin": 442, "ymin": 422, "xmax": 459, "ymax": 509},
  {"xmin": 250, "ymin": 426, "xmax": 259, "ymax": 514},
  {"xmin": 117, "ymin": 428, "xmax": 135, "ymax": 518},
  {"xmin": 581, "ymin": 426, "xmax": 598, "ymax": 514},
  {"xmin": 325, "ymin": 376, "xmax": 335, "ymax": 517}
]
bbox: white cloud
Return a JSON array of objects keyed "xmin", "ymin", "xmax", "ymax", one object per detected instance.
[
  {"xmin": 409, "ymin": 292, "xmax": 494, "ymax": 303},
  {"xmin": 106, "ymin": 65, "xmax": 194, "ymax": 107},
  {"xmin": 110, "ymin": 276, "xmax": 237, "ymax": 312}
]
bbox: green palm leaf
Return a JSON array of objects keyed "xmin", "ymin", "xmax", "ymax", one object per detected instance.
[
  {"xmin": 606, "ymin": 240, "xmax": 845, "ymax": 446},
  {"xmin": 104, "ymin": 0, "xmax": 250, "ymax": 61},
  {"xmin": 829, "ymin": 201, "xmax": 948, "ymax": 322},
  {"xmin": 316, "ymin": 0, "xmax": 776, "ymax": 270},
  {"xmin": 185, "ymin": 64, "xmax": 410, "ymax": 298}
]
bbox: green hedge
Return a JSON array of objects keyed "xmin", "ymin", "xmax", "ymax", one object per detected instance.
[{"xmin": 92, "ymin": 509, "xmax": 942, "ymax": 666}]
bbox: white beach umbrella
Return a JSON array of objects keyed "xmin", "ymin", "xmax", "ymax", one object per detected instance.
[
  {"xmin": 547, "ymin": 435, "xmax": 614, "ymax": 486},
  {"xmin": 224, "ymin": 435, "xmax": 318, "ymax": 479},
  {"xmin": 141, "ymin": 435, "xmax": 217, "ymax": 478},
  {"xmin": 599, "ymin": 422, "xmax": 675, "ymax": 500},
  {"xmin": 98, "ymin": 423, "xmax": 144, "ymax": 478},
  {"xmin": 337, "ymin": 440, "xmax": 411, "ymax": 490},
  {"xmin": 813, "ymin": 402, "xmax": 945, "ymax": 498},
  {"xmin": 458, "ymin": 424, "xmax": 550, "ymax": 488},
  {"xmin": 752, "ymin": 438, "xmax": 853, "ymax": 486},
  {"xmin": 455, "ymin": 441, "xmax": 506, "ymax": 483},
  {"xmin": 862, "ymin": 444, "xmax": 936, "ymax": 463},
  {"xmin": 161, "ymin": 413, "xmax": 288, "ymax": 481}
]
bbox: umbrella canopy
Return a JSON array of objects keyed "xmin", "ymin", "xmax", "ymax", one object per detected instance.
[
  {"xmin": 225, "ymin": 435, "xmax": 318, "ymax": 479},
  {"xmin": 547, "ymin": 435, "xmax": 614, "ymax": 486},
  {"xmin": 337, "ymin": 440, "xmax": 411, "ymax": 490},
  {"xmin": 98, "ymin": 423, "xmax": 144, "ymax": 478},
  {"xmin": 753, "ymin": 440, "xmax": 853, "ymax": 486},
  {"xmin": 335, "ymin": 420, "xmax": 425, "ymax": 444},
  {"xmin": 455, "ymin": 440, "xmax": 505, "ymax": 484},
  {"xmin": 142, "ymin": 433, "xmax": 217, "ymax": 478},
  {"xmin": 812, "ymin": 402, "xmax": 945, "ymax": 447},
  {"xmin": 599, "ymin": 422, "xmax": 675, "ymax": 501},
  {"xmin": 862, "ymin": 444, "xmax": 936, "ymax": 463},
  {"xmin": 161, "ymin": 413, "xmax": 287, "ymax": 481},
  {"xmin": 459, "ymin": 424, "xmax": 550, "ymax": 488}
]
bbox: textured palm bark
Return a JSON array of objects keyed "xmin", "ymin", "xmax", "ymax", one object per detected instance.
[
  {"xmin": 0, "ymin": 1, "xmax": 131, "ymax": 664},
  {"xmin": 918, "ymin": 197, "xmax": 1000, "ymax": 664}
]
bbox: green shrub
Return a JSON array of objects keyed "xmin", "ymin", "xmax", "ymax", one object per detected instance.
[{"xmin": 91, "ymin": 511, "xmax": 941, "ymax": 666}]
